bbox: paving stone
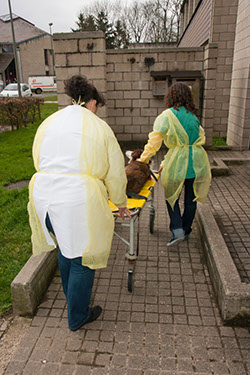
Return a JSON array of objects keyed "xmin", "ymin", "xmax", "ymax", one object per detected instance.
[
  {"xmin": 92, "ymin": 368, "xmax": 109, "ymax": 375},
  {"xmin": 77, "ymin": 352, "xmax": 95, "ymax": 365},
  {"xmin": 95, "ymin": 353, "xmax": 111, "ymax": 366},
  {"xmin": 39, "ymin": 362, "xmax": 59, "ymax": 375},
  {"xmin": 61, "ymin": 351, "xmax": 79, "ymax": 364},
  {"xmin": 109, "ymin": 368, "xmax": 127, "ymax": 375},
  {"xmin": 74, "ymin": 365, "xmax": 92, "ymax": 375},
  {"xmin": 22, "ymin": 361, "xmax": 42, "ymax": 375},
  {"xmin": 4, "ymin": 361, "xmax": 26, "ymax": 374},
  {"xmin": 81, "ymin": 340, "xmax": 98, "ymax": 352},
  {"xmin": 57, "ymin": 364, "xmax": 77, "ymax": 375}
]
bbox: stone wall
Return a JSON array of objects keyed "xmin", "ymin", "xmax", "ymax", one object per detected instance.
[
  {"xmin": 54, "ymin": 32, "xmax": 210, "ymax": 143},
  {"xmin": 227, "ymin": 0, "xmax": 250, "ymax": 149},
  {"xmin": 106, "ymin": 47, "xmax": 204, "ymax": 142},
  {"xmin": 54, "ymin": 31, "xmax": 107, "ymax": 119}
]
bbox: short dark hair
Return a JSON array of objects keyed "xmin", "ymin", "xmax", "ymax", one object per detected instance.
[
  {"xmin": 64, "ymin": 75, "xmax": 106, "ymax": 106},
  {"xmin": 165, "ymin": 83, "xmax": 195, "ymax": 113}
]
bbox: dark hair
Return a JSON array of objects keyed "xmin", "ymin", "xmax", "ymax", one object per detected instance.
[
  {"xmin": 64, "ymin": 75, "xmax": 106, "ymax": 107},
  {"xmin": 165, "ymin": 83, "xmax": 195, "ymax": 113}
]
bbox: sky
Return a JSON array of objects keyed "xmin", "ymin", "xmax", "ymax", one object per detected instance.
[
  {"xmin": 0, "ymin": 0, "xmax": 87, "ymax": 33},
  {"xmin": 0, "ymin": 0, "xmax": 135, "ymax": 34}
]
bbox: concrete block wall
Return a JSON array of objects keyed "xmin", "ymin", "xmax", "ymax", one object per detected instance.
[
  {"xmin": 53, "ymin": 31, "xmax": 216, "ymax": 144},
  {"xmin": 53, "ymin": 31, "xmax": 107, "ymax": 119},
  {"xmin": 106, "ymin": 47, "xmax": 204, "ymax": 142},
  {"xmin": 202, "ymin": 43, "xmax": 218, "ymax": 145},
  {"xmin": 19, "ymin": 34, "xmax": 52, "ymax": 83},
  {"xmin": 227, "ymin": 0, "xmax": 250, "ymax": 149},
  {"xmin": 210, "ymin": 0, "xmax": 239, "ymax": 137}
]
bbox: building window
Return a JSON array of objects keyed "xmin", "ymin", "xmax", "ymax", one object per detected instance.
[{"xmin": 44, "ymin": 49, "xmax": 49, "ymax": 65}]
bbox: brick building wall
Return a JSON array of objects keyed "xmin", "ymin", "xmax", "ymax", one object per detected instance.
[
  {"xmin": 201, "ymin": 43, "xmax": 218, "ymax": 144},
  {"xmin": 179, "ymin": 0, "xmax": 213, "ymax": 48},
  {"xmin": 19, "ymin": 34, "xmax": 53, "ymax": 83},
  {"xmin": 179, "ymin": 0, "xmax": 239, "ymax": 139},
  {"xmin": 227, "ymin": 0, "xmax": 250, "ymax": 149},
  {"xmin": 209, "ymin": 0, "xmax": 239, "ymax": 138}
]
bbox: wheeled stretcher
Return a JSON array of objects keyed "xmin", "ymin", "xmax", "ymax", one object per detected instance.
[{"xmin": 109, "ymin": 172, "xmax": 160, "ymax": 292}]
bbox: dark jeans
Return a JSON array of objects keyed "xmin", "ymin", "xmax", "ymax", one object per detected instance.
[
  {"xmin": 166, "ymin": 178, "xmax": 197, "ymax": 236},
  {"xmin": 45, "ymin": 213, "xmax": 95, "ymax": 331}
]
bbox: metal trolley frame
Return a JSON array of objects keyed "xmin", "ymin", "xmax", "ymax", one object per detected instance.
[{"xmin": 109, "ymin": 173, "xmax": 159, "ymax": 292}]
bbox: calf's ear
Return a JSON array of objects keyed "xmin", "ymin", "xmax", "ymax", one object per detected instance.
[
  {"xmin": 132, "ymin": 149, "xmax": 143, "ymax": 160},
  {"xmin": 125, "ymin": 150, "xmax": 133, "ymax": 161}
]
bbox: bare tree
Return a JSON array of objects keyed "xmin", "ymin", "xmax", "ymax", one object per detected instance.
[
  {"xmin": 73, "ymin": 0, "xmax": 182, "ymax": 45},
  {"xmin": 144, "ymin": 0, "xmax": 182, "ymax": 43},
  {"xmin": 123, "ymin": 1, "xmax": 149, "ymax": 44}
]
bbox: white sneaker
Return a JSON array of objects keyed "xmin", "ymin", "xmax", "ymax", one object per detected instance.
[{"xmin": 167, "ymin": 235, "xmax": 185, "ymax": 247}]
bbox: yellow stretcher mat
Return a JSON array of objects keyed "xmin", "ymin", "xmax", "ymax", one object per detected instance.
[{"xmin": 109, "ymin": 173, "xmax": 160, "ymax": 212}]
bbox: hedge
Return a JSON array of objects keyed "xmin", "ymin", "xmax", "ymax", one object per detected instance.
[{"xmin": 0, "ymin": 97, "xmax": 44, "ymax": 130}]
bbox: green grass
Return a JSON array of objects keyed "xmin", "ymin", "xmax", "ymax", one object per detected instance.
[
  {"xmin": 212, "ymin": 136, "xmax": 227, "ymax": 146},
  {"xmin": 44, "ymin": 95, "xmax": 58, "ymax": 102},
  {"xmin": 0, "ymin": 103, "xmax": 58, "ymax": 315}
]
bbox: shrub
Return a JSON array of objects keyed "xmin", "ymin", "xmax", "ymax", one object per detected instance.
[{"xmin": 0, "ymin": 97, "xmax": 44, "ymax": 130}]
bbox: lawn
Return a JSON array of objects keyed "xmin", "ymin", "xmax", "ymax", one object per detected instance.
[
  {"xmin": 0, "ymin": 103, "xmax": 58, "ymax": 315},
  {"xmin": 43, "ymin": 95, "xmax": 58, "ymax": 102},
  {"xmin": 212, "ymin": 136, "xmax": 227, "ymax": 146}
]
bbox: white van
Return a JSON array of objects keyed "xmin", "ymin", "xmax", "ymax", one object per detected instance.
[{"xmin": 28, "ymin": 76, "xmax": 57, "ymax": 94}]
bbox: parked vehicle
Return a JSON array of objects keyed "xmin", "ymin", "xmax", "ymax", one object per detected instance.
[
  {"xmin": 28, "ymin": 76, "xmax": 57, "ymax": 94},
  {"xmin": 0, "ymin": 83, "xmax": 32, "ymax": 98},
  {"xmin": 0, "ymin": 80, "xmax": 3, "ymax": 92}
]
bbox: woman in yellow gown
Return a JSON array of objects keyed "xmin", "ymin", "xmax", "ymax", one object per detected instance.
[
  {"xmin": 138, "ymin": 83, "xmax": 211, "ymax": 246},
  {"xmin": 28, "ymin": 75, "xmax": 130, "ymax": 330}
]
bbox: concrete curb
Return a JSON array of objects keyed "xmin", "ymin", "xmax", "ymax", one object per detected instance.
[
  {"xmin": 211, "ymin": 157, "xmax": 250, "ymax": 176},
  {"xmin": 196, "ymin": 203, "xmax": 250, "ymax": 324},
  {"xmin": 11, "ymin": 249, "xmax": 58, "ymax": 316}
]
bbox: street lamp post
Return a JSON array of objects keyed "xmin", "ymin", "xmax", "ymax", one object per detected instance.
[
  {"xmin": 8, "ymin": 0, "xmax": 21, "ymax": 97},
  {"xmin": 49, "ymin": 23, "xmax": 55, "ymax": 76}
]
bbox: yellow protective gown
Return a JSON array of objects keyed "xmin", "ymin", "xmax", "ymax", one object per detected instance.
[
  {"xmin": 28, "ymin": 104, "xmax": 127, "ymax": 269},
  {"xmin": 139, "ymin": 108, "xmax": 211, "ymax": 209}
]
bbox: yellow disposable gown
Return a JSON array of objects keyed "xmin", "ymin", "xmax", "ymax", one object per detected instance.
[
  {"xmin": 139, "ymin": 108, "xmax": 211, "ymax": 209},
  {"xmin": 28, "ymin": 104, "xmax": 127, "ymax": 269}
]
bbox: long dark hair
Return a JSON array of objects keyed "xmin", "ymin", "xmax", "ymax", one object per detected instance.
[
  {"xmin": 165, "ymin": 83, "xmax": 195, "ymax": 113},
  {"xmin": 64, "ymin": 75, "xmax": 105, "ymax": 106}
]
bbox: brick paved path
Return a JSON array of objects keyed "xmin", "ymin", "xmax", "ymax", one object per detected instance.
[{"xmin": 4, "ymin": 153, "xmax": 250, "ymax": 375}]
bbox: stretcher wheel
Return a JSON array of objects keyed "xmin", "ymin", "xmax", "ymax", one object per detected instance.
[
  {"xmin": 149, "ymin": 210, "xmax": 155, "ymax": 234},
  {"xmin": 128, "ymin": 270, "xmax": 133, "ymax": 292}
]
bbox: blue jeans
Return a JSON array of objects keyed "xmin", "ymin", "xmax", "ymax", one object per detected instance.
[
  {"xmin": 166, "ymin": 178, "xmax": 197, "ymax": 236},
  {"xmin": 45, "ymin": 213, "xmax": 95, "ymax": 331}
]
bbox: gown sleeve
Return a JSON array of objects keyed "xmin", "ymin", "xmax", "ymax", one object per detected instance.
[
  {"xmin": 137, "ymin": 131, "xmax": 164, "ymax": 164},
  {"xmin": 104, "ymin": 136, "xmax": 128, "ymax": 208}
]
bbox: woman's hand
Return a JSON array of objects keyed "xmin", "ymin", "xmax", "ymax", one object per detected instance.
[
  {"xmin": 156, "ymin": 166, "xmax": 163, "ymax": 174},
  {"xmin": 119, "ymin": 207, "xmax": 132, "ymax": 220}
]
